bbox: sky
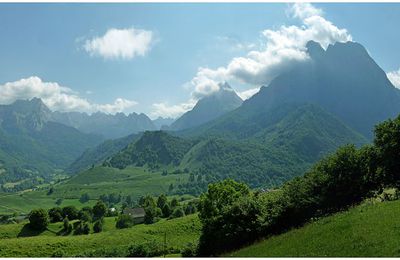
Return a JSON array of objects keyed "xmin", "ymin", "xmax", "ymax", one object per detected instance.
[{"xmin": 1, "ymin": 2, "xmax": 400, "ymax": 119}]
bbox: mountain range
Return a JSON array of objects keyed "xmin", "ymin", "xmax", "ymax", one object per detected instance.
[{"xmin": 1, "ymin": 40, "xmax": 400, "ymax": 193}]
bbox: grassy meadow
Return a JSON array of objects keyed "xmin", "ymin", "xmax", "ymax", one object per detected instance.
[
  {"xmin": 228, "ymin": 199, "xmax": 400, "ymax": 257},
  {"xmin": 0, "ymin": 214, "xmax": 201, "ymax": 257}
]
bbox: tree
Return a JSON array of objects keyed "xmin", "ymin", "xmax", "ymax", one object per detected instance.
[
  {"xmin": 197, "ymin": 179, "xmax": 252, "ymax": 256},
  {"xmin": 79, "ymin": 210, "xmax": 92, "ymax": 223},
  {"xmin": 116, "ymin": 214, "xmax": 134, "ymax": 229},
  {"xmin": 63, "ymin": 217, "xmax": 69, "ymax": 231},
  {"xmin": 168, "ymin": 183, "xmax": 174, "ymax": 192},
  {"xmin": 93, "ymin": 219, "xmax": 104, "ymax": 233},
  {"xmin": 93, "ymin": 201, "xmax": 107, "ymax": 220},
  {"xmin": 29, "ymin": 209, "xmax": 49, "ymax": 231},
  {"xmin": 48, "ymin": 207, "xmax": 63, "ymax": 223},
  {"xmin": 374, "ymin": 115, "xmax": 400, "ymax": 187},
  {"xmin": 47, "ymin": 187, "xmax": 54, "ymax": 195},
  {"xmin": 55, "ymin": 198, "xmax": 63, "ymax": 206},
  {"xmin": 79, "ymin": 193, "xmax": 90, "ymax": 203},
  {"xmin": 62, "ymin": 206, "xmax": 79, "ymax": 220},
  {"xmin": 162, "ymin": 203, "xmax": 172, "ymax": 218},
  {"xmin": 170, "ymin": 198, "xmax": 179, "ymax": 208},
  {"xmin": 157, "ymin": 194, "xmax": 168, "ymax": 209},
  {"xmin": 144, "ymin": 206, "xmax": 157, "ymax": 224}
]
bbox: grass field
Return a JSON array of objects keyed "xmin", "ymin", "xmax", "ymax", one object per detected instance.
[
  {"xmin": 0, "ymin": 166, "xmax": 190, "ymax": 215},
  {"xmin": 0, "ymin": 214, "xmax": 201, "ymax": 257},
  {"xmin": 228, "ymin": 199, "xmax": 400, "ymax": 257}
]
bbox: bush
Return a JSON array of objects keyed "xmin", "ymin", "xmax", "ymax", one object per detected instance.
[
  {"xmin": 74, "ymin": 221, "xmax": 90, "ymax": 235},
  {"xmin": 62, "ymin": 206, "xmax": 79, "ymax": 220},
  {"xmin": 28, "ymin": 208, "xmax": 49, "ymax": 231},
  {"xmin": 93, "ymin": 219, "xmax": 104, "ymax": 233},
  {"xmin": 170, "ymin": 207, "xmax": 185, "ymax": 219},
  {"xmin": 93, "ymin": 201, "xmax": 107, "ymax": 220},
  {"xmin": 127, "ymin": 241, "xmax": 163, "ymax": 257},
  {"xmin": 181, "ymin": 243, "xmax": 197, "ymax": 257},
  {"xmin": 79, "ymin": 193, "xmax": 90, "ymax": 203},
  {"xmin": 48, "ymin": 207, "xmax": 63, "ymax": 223},
  {"xmin": 116, "ymin": 214, "xmax": 134, "ymax": 229}
]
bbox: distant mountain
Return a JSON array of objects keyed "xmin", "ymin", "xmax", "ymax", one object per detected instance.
[
  {"xmin": 51, "ymin": 110, "xmax": 157, "ymax": 139},
  {"xmin": 108, "ymin": 103, "xmax": 366, "ymax": 188},
  {"xmin": 152, "ymin": 117, "xmax": 175, "ymax": 130},
  {"xmin": 182, "ymin": 41, "xmax": 400, "ymax": 140},
  {"xmin": 66, "ymin": 133, "xmax": 140, "ymax": 174},
  {"xmin": 168, "ymin": 82, "xmax": 243, "ymax": 131},
  {"xmin": 0, "ymin": 98, "xmax": 103, "ymax": 187}
]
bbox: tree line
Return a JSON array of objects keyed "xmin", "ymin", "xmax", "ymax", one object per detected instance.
[{"xmin": 196, "ymin": 115, "xmax": 400, "ymax": 256}]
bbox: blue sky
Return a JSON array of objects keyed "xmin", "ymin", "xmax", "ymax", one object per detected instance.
[{"xmin": 0, "ymin": 3, "xmax": 400, "ymax": 118}]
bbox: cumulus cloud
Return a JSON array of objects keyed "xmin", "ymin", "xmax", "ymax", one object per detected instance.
[
  {"xmin": 189, "ymin": 3, "xmax": 352, "ymax": 98},
  {"xmin": 387, "ymin": 69, "xmax": 400, "ymax": 89},
  {"xmin": 84, "ymin": 27, "xmax": 154, "ymax": 60},
  {"xmin": 0, "ymin": 76, "xmax": 137, "ymax": 114},
  {"xmin": 151, "ymin": 99, "xmax": 197, "ymax": 119}
]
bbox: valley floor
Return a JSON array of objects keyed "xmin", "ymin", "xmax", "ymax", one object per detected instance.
[{"xmin": 227, "ymin": 199, "xmax": 400, "ymax": 257}]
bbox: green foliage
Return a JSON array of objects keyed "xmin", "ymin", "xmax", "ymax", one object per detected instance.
[
  {"xmin": 162, "ymin": 204, "xmax": 172, "ymax": 218},
  {"xmin": 28, "ymin": 209, "xmax": 49, "ymax": 231},
  {"xmin": 73, "ymin": 221, "xmax": 90, "ymax": 235},
  {"xmin": 157, "ymin": 194, "xmax": 168, "ymax": 209},
  {"xmin": 79, "ymin": 193, "xmax": 90, "ymax": 203},
  {"xmin": 374, "ymin": 115, "xmax": 400, "ymax": 187},
  {"xmin": 144, "ymin": 206, "xmax": 157, "ymax": 224},
  {"xmin": 62, "ymin": 206, "xmax": 79, "ymax": 220},
  {"xmin": 126, "ymin": 241, "xmax": 164, "ymax": 257},
  {"xmin": 48, "ymin": 207, "xmax": 63, "ymax": 223},
  {"xmin": 93, "ymin": 219, "xmax": 104, "ymax": 233},
  {"xmin": 116, "ymin": 214, "xmax": 134, "ymax": 229},
  {"xmin": 93, "ymin": 201, "xmax": 107, "ymax": 220},
  {"xmin": 170, "ymin": 207, "xmax": 185, "ymax": 219},
  {"xmin": 181, "ymin": 242, "xmax": 198, "ymax": 257}
]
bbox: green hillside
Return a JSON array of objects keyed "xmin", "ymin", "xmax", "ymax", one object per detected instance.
[
  {"xmin": 0, "ymin": 166, "xmax": 190, "ymax": 214},
  {"xmin": 0, "ymin": 214, "xmax": 201, "ymax": 257},
  {"xmin": 109, "ymin": 131, "xmax": 194, "ymax": 169},
  {"xmin": 228, "ymin": 199, "xmax": 400, "ymax": 257},
  {"xmin": 65, "ymin": 133, "xmax": 140, "ymax": 174},
  {"xmin": 107, "ymin": 104, "xmax": 367, "ymax": 190}
]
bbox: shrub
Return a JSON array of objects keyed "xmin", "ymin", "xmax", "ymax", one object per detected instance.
[
  {"xmin": 62, "ymin": 206, "xmax": 79, "ymax": 220},
  {"xmin": 181, "ymin": 243, "xmax": 198, "ymax": 257},
  {"xmin": 93, "ymin": 201, "xmax": 107, "ymax": 220},
  {"xmin": 93, "ymin": 219, "xmax": 104, "ymax": 233},
  {"xmin": 28, "ymin": 208, "xmax": 49, "ymax": 231},
  {"xmin": 48, "ymin": 207, "xmax": 63, "ymax": 223},
  {"xmin": 116, "ymin": 214, "xmax": 134, "ymax": 229},
  {"xmin": 170, "ymin": 207, "xmax": 185, "ymax": 219}
]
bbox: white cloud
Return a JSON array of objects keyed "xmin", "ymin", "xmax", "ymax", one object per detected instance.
[
  {"xmin": 237, "ymin": 87, "xmax": 261, "ymax": 100},
  {"xmin": 0, "ymin": 76, "xmax": 137, "ymax": 114},
  {"xmin": 189, "ymin": 3, "xmax": 352, "ymax": 98},
  {"xmin": 151, "ymin": 99, "xmax": 196, "ymax": 119},
  {"xmin": 84, "ymin": 27, "xmax": 154, "ymax": 60},
  {"xmin": 387, "ymin": 69, "xmax": 400, "ymax": 89}
]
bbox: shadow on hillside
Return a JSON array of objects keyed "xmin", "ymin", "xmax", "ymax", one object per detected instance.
[{"xmin": 17, "ymin": 224, "xmax": 45, "ymax": 237}]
